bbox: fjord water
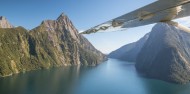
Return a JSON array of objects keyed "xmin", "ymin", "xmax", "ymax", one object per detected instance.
[{"xmin": 0, "ymin": 59, "xmax": 190, "ymax": 94}]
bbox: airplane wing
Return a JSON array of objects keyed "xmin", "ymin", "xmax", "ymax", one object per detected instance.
[
  {"xmin": 81, "ymin": 0, "xmax": 190, "ymax": 34},
  {"xmin": 175, "ymin": 2, "xmax": 190, "ymax": 19}
]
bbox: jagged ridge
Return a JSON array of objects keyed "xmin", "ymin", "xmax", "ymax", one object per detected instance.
[{"xmin": 0, "ymin": 13, "xmax": 107, "ymax": 77}]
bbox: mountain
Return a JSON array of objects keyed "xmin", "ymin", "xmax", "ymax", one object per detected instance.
[
  {"xmin": 108, "ymin": 43, "xmax": 136, "ymax": 60},
  {"xmin": 108, "ymin": 33, "xmax": 149, "ymax": 62},
  {"xmin": 136, "ymin": 23, "xmax": 190, "ymax": 84},
  {"xmin": 0, "ymin": 16, "xmax": 14, "ymax": 28},
  {"xmin": 0, "ymin": 13, "xmax": 107, "ymax": 77}
]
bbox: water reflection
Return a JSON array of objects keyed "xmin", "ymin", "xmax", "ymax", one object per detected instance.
[
  {"xmin": 0, "ymin": 59, "xmax": 190, "ymax": 94},
  {"xmin": 0, "ymin": 66, "xmax": 92, "ymax": 94},
  {"xmin": 74, "ymin": 59, "xmax": 190, "ymax": 94}
]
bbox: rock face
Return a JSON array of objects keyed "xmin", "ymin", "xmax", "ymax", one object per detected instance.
[
  {"xmin": 108, "ymin": 33, "xmax": 149, "ymax": 62},
  {"xmin": 0, "ymin": 16, "xmax": 14, "ymax": 28},
  {"xmin": 136, "ymin": 23, "xmax": 190, "ymax": 84},
  {"xmin": 0, "ymin": 13, "xmax": 106, "ymax": 77}
]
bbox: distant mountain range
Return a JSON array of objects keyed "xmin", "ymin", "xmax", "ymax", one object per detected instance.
[
  {"xmin": 0, "ymin": 13, "xmax": 107, "ymax": 77},
  {"xmin": 109, "ymin": 23, "xmax": 190, "ymax": 84},
  {"xmin": 108, "ymin": 33, "xmax": 149, "ymax": 62}
]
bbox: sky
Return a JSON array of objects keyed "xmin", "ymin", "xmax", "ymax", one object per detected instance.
[{"xmin": 1, "ymin": 0, "xmax": 190, "ymax": 54}]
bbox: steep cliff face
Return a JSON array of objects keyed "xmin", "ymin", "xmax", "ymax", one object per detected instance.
[
  {"xmin": 0, "ymin": 13, "xmax": 106, "ymax": 77},
  {"xmin": 136, "ymin": 23, "xmax": 190, "ymax": 84},
  {"xmin": 0, "ymin": 16, "xmax": 13, "ymax": 28},
  {"xmin": 109, "ymin": 33, "xmax": 149, "ymax": 62},
  {"xmin": 29, "ymin": 13, "xmax": 106, "ymax": 66}
]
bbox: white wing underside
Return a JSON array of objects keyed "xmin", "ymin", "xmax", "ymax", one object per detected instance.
[{"xmin": 81, "ymin": 0, "xmax": 190, "ymax": 34}]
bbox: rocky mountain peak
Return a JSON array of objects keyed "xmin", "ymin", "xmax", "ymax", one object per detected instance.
[
  {"xmin": 0, "ymin": 16, "xmax": 14, "ymax": 28},
  {"xmin": 40, "ymin": 13, "xmax": 75, "ymax": 30},
  {"xmin": 0, "ymin": 16, "xmax": 6, "ymax": 20},
  {"xmin": 39, "ymin": 13, "xmax": 79, "ymax": 41},
  {"xmin": 56, "ymin": 13, "xmax": 68, "ymax": 21}
]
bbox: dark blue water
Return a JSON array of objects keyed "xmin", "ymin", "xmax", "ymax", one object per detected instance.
[{"xmin": 0, "ymin": 59, "xmax": 190, "ymax": 94}]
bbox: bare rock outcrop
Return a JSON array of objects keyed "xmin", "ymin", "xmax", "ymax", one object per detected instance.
[{"xmin": 0, "ymin": 16, "xmax": 13, "ymax": 28}]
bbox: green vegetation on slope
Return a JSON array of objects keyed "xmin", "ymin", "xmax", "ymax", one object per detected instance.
[{"xmin": 0, "ymin": 15, "xmax": 106, "ymax": 77}]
